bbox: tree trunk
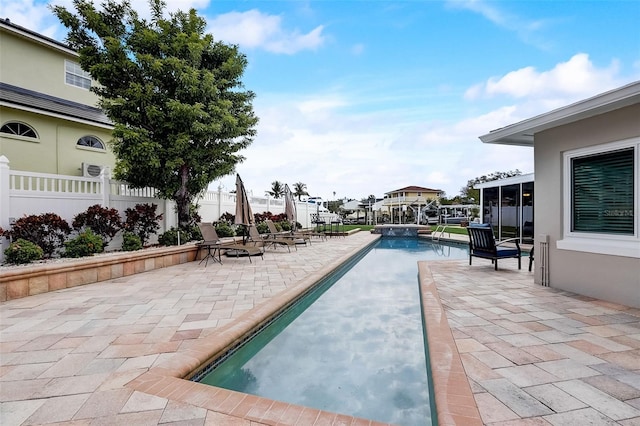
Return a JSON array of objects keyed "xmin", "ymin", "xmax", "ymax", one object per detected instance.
[{"xmin": 175, "ymin": 165, "xmax": 192, "ymax": 228}]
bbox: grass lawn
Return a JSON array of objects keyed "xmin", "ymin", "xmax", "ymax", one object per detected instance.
[
  {"xmin": 339, "ymin": 224, "xmax": 469, "ymax": 235},
  {"xmin": 430, "ymin": 225, "xmax": 469, "ymax": 235},
  {"xmin": 339, "ymin": 224, "xmax": 375, "ymax": 232}
]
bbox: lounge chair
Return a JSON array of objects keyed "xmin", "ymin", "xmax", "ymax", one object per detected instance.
[
  {"xmin": 265, "ymin": 220, "xmax": 310, "ymax": 246},
  {"xmin": 248, "ymin": 224, "xmax": 297, "ymax": 252},
  {"xmin": 467, "ymin": 224, "xmax": 521, "ymax": 270},
  {"xmin": 196, "ymin": 223, "xmax": 263, "ymax": 264}
]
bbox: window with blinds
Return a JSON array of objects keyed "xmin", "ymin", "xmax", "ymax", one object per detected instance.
[{"xmin": 571, "ymin": 147, "xmax": 634, "ymax": 234}]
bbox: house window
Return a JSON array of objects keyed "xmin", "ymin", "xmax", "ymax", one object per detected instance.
[
  {"xmin": 65, "ymin": 60, "xmax": 92, "ymax": 90},
  {"xmin": 559, "ymin": 137, "xmax": 639, "ymax": 258},
  {"xmin": 77, "ymin": 136, "xmax": 105, "ymax": 150},
  {"xmin": 0, "ymin": 121, "xmax": 38, "ymax": 139}
]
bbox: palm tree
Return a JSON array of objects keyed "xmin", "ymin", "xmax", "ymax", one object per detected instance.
[
  {"xmin": 265, "ymin": 180, "xmax": 285, "ymax": 198},
  {"xmin": 293, "ymin": 182, "xmax": 308, "ymax": 201}
]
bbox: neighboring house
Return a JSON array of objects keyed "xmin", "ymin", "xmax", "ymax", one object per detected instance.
[
  {"xmin": 479, "ymin": 81, "xmax": 640, "ymax": 308},
  {"xmin": 383, "ymin": 186, "xmax": 443, "ymax": 224},
  {"xmin": 475, "ymin": 173, "xmax": 534, "ymax": 243},
  {"xmin": 0, "ymin": 18, "xmax": 115, "ymax": 176}
]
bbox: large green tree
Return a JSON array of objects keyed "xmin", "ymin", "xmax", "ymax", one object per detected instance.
[{"xmin": 52, "ymin": 0, "xmax": 258, "ymax": 227}]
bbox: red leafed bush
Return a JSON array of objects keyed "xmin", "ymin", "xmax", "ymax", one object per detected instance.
[
  {"xmin": 123, "ymin": 203, "xmax": 163, "ymax": 246},
  {"xmin": 6, "ymin": 213, "xmax": 71, "ymax": 257},
  {"xmin": 72, "ymin": 204, "xmax": 122, "ymax": 248}
]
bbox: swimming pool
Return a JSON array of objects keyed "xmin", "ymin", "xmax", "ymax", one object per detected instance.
[{"xmin": 197, "ymin": 238, "xmax": 469, "ymax": 425}]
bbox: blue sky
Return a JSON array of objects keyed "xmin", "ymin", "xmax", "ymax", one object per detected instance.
[{"xmin": 2, "ymin": 0, "xmax": 639, "ymax": 201}]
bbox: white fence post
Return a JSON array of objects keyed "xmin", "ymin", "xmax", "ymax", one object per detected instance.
[
  {"xmin": 218, "ymin": 185, "xmax": 223, "ymax": 219},
  {"xmin": 165, "ymin": 199, "xmax": 176, "ymax": 231},
  {"xmin": 101, "ymin": 166, "xmax": 111, "ymax": 207},
  {"xmin": 0, "ymin": 156, "xmax": 10, "ymax": 262}
]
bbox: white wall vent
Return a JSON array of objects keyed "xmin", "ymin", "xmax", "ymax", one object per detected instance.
[{"xmin": 82, "ymin": 162, "xmax": 104, "ymax": 177}]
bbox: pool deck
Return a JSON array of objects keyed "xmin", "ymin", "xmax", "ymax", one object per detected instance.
[{"xmin": 1, "ymin": 231, "xmax": 639, "ymax": 425}]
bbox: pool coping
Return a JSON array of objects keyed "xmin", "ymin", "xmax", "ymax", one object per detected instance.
[{"xmin": 125, "ymin": 236, "xmax": 479, "ymax": 425}]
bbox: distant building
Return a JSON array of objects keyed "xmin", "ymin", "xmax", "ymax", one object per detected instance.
[
  {"xmin": 0, "ymin": 18, "xmax": 115, "ymax": 176},
  {"xmin": 475, "ymin": 173, "xmax": 534, "ymax": 243},
  {"xmin": 480, "ymin": 81, "xmax": 640, "ymax": 308},
  {"xmin": 383, "ymin": 186, "xmax": 443, "ymax": 224}
]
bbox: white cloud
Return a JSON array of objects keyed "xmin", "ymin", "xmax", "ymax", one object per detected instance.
[
  {"xmin": 464, "ymin": 53, "xmax": 627, "ymax": 123},
  {"xmin": 222, "ymin": 52, "xmax": 631, "ymax": 200},
  {"xmin": 446, "ymin": 0, "xmax": 552, "ymax": 49},
  {"xmin": 206, "ymin": 9, "xmax": 325, "ymax": 54},
  {"xmin": 0, "ymin": 0, "xmax": 54, "ymax": 35}
]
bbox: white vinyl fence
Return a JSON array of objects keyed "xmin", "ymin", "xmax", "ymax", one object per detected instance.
[{"xmin": 0, "ymin": 155, "xmax": 331, "ymax": 261}]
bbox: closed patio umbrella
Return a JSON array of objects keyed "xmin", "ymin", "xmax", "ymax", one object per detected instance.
[
  {"xmin": 284, "ymin": 184, "xmax": 296, "ymax": 231},
  {"xmin": 234, "ymin": 173, "xmax": 254, "ymax": 244}
]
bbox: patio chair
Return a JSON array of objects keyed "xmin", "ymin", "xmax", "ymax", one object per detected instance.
[
  {"xmin": 248, "ymin": 224, "xmax": 296, "ymax": 252},
  {"xmin": 265, "ymin": 220, "xmax": 310, "ymax": 246},
  {"xmin": 196, "ymin": 223, "xmax": 263, "ymax": 264},
  {"xmin": 467, "ymin": 224, "xmax": 521, "ymax": 270}
]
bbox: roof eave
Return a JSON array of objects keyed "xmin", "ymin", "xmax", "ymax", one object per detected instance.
[{"xmin": 479, "ymin": 80, "xmax": 640, "ymax": 146}]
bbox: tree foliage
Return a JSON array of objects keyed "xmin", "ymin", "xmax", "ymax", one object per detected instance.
[
  {"xmin": 52, "ymin": 0, "xmax": 258, "ymax": 227},
  {"xmin": 265, "ymin": 180, "xmax": 284, "ymax": 198},
  {"xmin": 292, "ymin": 182, "xmax": 308, "ymax": 201},
  {"xmin": 460, "ymin": 169, "xmax": 522, "ymax": 202}
]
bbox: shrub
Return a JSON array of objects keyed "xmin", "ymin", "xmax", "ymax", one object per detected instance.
[
  {"xmin": 255, "ymin": 222, "xmax": 269, "ymax": 234},
  {"xmin": 254, "ymin": 212, "xmax": 274, "ymax": 223},
  {"xmin": 271, "ymin": 213, "xmax": 287, "ymax": 222},
  {"xmin": 124, "ymin": 203, "xmax": 162, "ymax": 246},
  {"xmin": 219, "ymin": 212, "xmax": 235, "ymax": 223},
  {"xmin": 6, "ymin": 213, "xmax": 71, "ymax": 258},
  {"xmin": 4, "ymin": 239, "xmax": 44, "ymax": 264},
  {"xmin": 64, "ymin": 229, "xmax": 104, "ymax": 258},
  {"xmin": 158, "ymin": 225, "xmax": 201, "ymax": 246},
  {"xmin": 122, "ymin": 232, "xmax": 142, "ymax": 251},
  {"xmin": 215, "ymin": 222, "xmax": 236, "ymax": 237},
  {"xmin": 72, "ymin": 204, "xmax": 122, "ymax": 247}
]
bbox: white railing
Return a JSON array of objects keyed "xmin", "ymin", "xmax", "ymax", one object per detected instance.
[{"xmin": 0, "ymin": 156, "xmax": 318, "ymax": 261}]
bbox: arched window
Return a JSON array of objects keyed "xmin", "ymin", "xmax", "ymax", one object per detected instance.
[
  {"xmin": 77, "ymin": 135, "xmax": 105, "ymax": 150},
  {"xmin": 0, "ymin": 122, "xmax": 38, "ymax": 138}
]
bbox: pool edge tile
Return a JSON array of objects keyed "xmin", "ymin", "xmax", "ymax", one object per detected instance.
[{"xmin": 418, "ymin": 260, "xmax": 483, "ymax": 426}]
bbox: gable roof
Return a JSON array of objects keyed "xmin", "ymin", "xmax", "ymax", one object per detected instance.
[
  {"xmin": 479, "ymin": 80, "xmax": 640, "ymax": 147},
  {"xmin": 386, "ymin": 186, "xmax": 443, "ymax": 194}
]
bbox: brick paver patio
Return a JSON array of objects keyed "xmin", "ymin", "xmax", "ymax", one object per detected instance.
[{"xmin": 1, "ymin": 231, "xmax": 639, "ymax": 425}]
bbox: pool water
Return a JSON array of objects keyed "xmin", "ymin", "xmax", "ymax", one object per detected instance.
[{"xmin": 198, "ymin": 238, "xmax": 469, "ymax": 425}]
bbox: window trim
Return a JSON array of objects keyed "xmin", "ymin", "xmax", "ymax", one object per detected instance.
[
  {"xmin": 64, "ymin": 60, "xmax": 92, "ymax": 90},
  {"xmin": 0, "ymin": 121, "xmax": 40, "ymax": 142},
  {"xmin": 76, "ymin": 135, "xmax": 106, "ymax": 151},
  {"xmin": 558, "ymin": 137, "xmax": 640, "ymax": 258}
]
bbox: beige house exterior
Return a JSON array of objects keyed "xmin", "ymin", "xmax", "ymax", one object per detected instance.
[
  {"xmin": 383, "ymin": 186, "xmax": 443, "ymax": 224},
  {"xmin": 480, "ymin": 81, "xmax": 640, "ymax": 308},
  {"xmin": 0, "ymin": 18, "xmax": 115, "ymax": 176}
]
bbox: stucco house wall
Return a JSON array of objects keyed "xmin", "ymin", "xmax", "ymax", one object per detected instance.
[
  {"xmin": 0, "ymin": 18, "xmax": 98, "ymax": 105},
  {"xmin": 534, "ymin": 103, "xmax": 640, "ymax": 307},
  {"xmin": 0, "ymin": 19, "xmax": 115, "ymax": 175}
]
